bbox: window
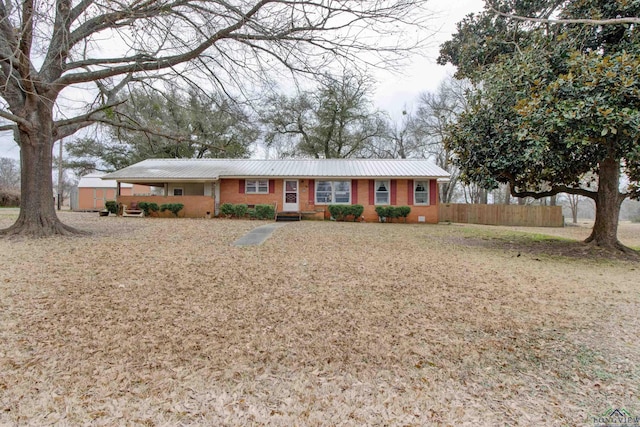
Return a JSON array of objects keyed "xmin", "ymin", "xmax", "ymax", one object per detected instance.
[
  {"xmin": 375, "ymin": 180, "xmax": 389, "ymax": 205},
  {"xmin": 315, "ymin": 180, "xmax": 351, "ymax": 204},
  {"xmin": 414, "ymin": 181, "xmax": 429, "ymax": 205},
  {"xmin": 246, "ymin": 180, "xmax": 269, "ymax": 194},
  {"xmin": 173, "ymin": 188, "xmax": 183, "ymax": 196}
]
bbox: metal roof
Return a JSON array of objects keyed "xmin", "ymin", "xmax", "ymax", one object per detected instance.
[
  {"xmin": 102, "ymin": 159, "xmax": 450, "ymax": 182},
  {"xmin": 78, "ymin": 173, "xmax": 133, "ymax": 188}
]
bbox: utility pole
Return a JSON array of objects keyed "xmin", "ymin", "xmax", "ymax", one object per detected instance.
[{"xmin": 57, "ymin": 139, "xmax": 63, "ymax": 210}]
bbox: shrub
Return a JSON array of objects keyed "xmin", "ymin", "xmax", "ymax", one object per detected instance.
[
  {"xmin": 160, "ymin": 203, "xmax": 184, "ymax": 217},
  {"xmin": 220, "ymin": 203, "xmax": 235, "ymax": 217},
  {"xmin": 232, "ymin": 204, "xmax": 248, "ymax": 218},
  {"xmin": 328, "ymin": 205, "xmax": 347, "ymax": 221},
  {"xmin": 255, "ymin": 204, "xmax": 275, "ymax": 220},
  {"xmin": 104, "ymin": 200, "xmax": 118, "ymax": 214},
  {"xmin": 374, "ymin": 206, "xmax": 410, "ymax": 223},
  {"xmin": 632, "ymin": 216, "xmax": 640, "ymax": 223},
  {"xmin": 397, "ymin": 206, "xmax": 411, "ymax": 222},
  {"xmin": 348, "ymin": 204, "xmax": 364, "ymax": 221},
  {"xmin": 375, "ymin": 206, "xmax": 391, "ymax": 222},
  {"xmin": 0, "ymin": 189, "xmax": 20, "ymax": 207},
  {"xmin": 247, "ymin": 208, "xmax": 258, "ymax": 219},
  {"xmin": 137, "ymin": 202, "xmax": 159, "ymax": 216},
  {"xmin": 328, "ymin": 204, "xmax": 364, "ymax": 221}
]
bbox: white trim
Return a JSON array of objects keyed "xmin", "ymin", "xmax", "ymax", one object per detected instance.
[
  {"xmin": 245, "ymin": 179, "xmax": 269, "ymax": 194},
  {"xmin": 314, "ymin": 179, "xmax": 351, "ymax": 205},
  {"xmin": 414, "ymin": 180, "xmax": 430, "ymax": 206},
  {"xmin": 283, "ymin": 179, "xmax": 299, "ymax": 211},
  {"xmin": 375, "ymin": 180, "xmax": 390, "ymax": 205}
]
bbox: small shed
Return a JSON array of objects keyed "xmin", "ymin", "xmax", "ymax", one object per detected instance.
[{"xmin": 74, "ymin": 173, "xmax": 151, "ymax": 211}]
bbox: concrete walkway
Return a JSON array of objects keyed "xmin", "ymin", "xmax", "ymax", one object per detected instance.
[{"xmin": 231, "ymin": 223, "xmax": 288, "ymax": 246}]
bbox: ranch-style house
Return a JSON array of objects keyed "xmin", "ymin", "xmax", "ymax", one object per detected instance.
[{"xmin": 101, "ymin": 158, "xmax": 450, "ymax": 223}]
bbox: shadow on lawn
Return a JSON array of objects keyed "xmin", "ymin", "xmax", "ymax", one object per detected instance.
[{"xmin": 449, "ymin": 233, "xmax": 640, "ymax": 262}]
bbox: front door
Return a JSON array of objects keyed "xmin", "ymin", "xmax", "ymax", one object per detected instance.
[{"xmin": 283, "ymin": 180, "xmax": 299, "ymax": 212}]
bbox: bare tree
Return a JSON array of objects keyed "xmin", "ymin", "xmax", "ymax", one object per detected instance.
[
  {"xmin": 413, "ymin": 77, "xmax": 471, "ymax": 203},
  {"xmin": 0, "ymin": 157, "xmax": 20, "ymax": 190},
  {"xmin": 0, "ymin": 0, "xmax": 430, "ymax": 237},
  {"xmin": 262, "ymin": 71, "xmax": 387, "ymax": 158}
]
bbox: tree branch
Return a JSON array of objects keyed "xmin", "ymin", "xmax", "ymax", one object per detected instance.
[
  {"xmin": 487, "ymin": 3, "xmax": 640, "ymax": 25},
  {"xmin": 55, "ymin": 0, "xmax": 273, "ymax": 88},
  {"xmin": 0, "ymin": 108, "xmax": 30, "ymax": 127},
  {"xmin": 507, "ymin": 179, "xmax": 597, "ymax": 200}
]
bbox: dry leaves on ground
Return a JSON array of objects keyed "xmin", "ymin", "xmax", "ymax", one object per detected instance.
[{"xmin": 0, "ymin": 212, "xmax": 639, "ymax": 426}]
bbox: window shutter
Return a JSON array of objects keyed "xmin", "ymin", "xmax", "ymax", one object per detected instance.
[
  {"xmin": 239, "ymin": 179, "xmax": 245, "ymax": 194},
  {"xmin": 368, "ymin": 180, "xmax": 375, "ymax": 205},
  {"xmin": 269, "ymin": 179, "xmax": 275, "ymax": 194},
  {"xmin": 308, "ymin": 179, "xmax": 315, "ymax": 203},
  {"xmin": 407, "ymin": 179, "xmax": 414, "ymax": 205},
  {"xmin": 351, "ymin": 180, "xmax": 358, "ymax": 204},
  {"xmin": 390, "ymin": 180, "xmax": 397, "ymax": 205},
  {"xmin": 430, "ymin": 180, "xmax": 437, "ymax": 205}
]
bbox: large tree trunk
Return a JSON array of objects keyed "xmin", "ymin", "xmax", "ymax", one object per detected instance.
[
  {"xmin": 584, "ymin": 155, "xmax": 627, "ymax": 251},
  {"xmin": 0, "ymin": 105, "xmax": 83, "ymax": 237}
]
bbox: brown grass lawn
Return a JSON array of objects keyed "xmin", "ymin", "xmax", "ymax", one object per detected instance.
[{"xmin": 1, "ymin": 211, "xmax": 639, "ymax": 426}]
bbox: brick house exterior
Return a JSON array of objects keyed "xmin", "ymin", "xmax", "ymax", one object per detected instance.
[{"xmin": 103, "ymin": 159, "xmax": 449, "ymax": 223}]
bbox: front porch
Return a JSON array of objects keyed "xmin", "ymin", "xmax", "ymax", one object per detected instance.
[{"xmin": 117, "ymin": 195, "xmax": 215, "ymax": 218}]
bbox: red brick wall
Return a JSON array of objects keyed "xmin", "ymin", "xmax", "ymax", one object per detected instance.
[
  {"xmin": 117, "ymin": 195, "xmax": 215, "ymax": 218},
  {"xmin": 219, "ymin": 178, "xmax": 439, "ymax": 223}
]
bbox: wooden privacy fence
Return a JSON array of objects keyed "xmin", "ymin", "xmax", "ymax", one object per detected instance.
[{"xmin": 439, "ymin": 203, "xmax": 564, "ymax": 227}]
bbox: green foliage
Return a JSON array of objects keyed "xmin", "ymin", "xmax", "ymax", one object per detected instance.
[
  {"xmin": 65, "ymin": 89, "xmax": 259, "ymax": 171},
  {"xmin": 160, "ymin": 203, "xmax": 184, "ymax": 217},
  {"xmin": 104, "ymin": 200, "xmax": 118, "ymax": 214},
  {"xmin": 328, "ymin": 204, "xmax": 364, "ymax": 221},
  {"xmin": 255, "ymin": 204, "xmax": 276, "ymax": 220},
  {"xmin": 220, "ymin": 203, "xmax": 274, "ymax": 219},
  {"xmin": 137, "ymin": 202, "xmax": 159, "ymax": 216},
  {"xmin": 439, "ymin": 0, "xmax": 640, "ymax": 248},
  {"xmin": 375, "ymin": 205, "xmax": 411, "ymax": 223},
  {"xmin": 397, "ymin": 206, "xmax": 411, "ymax": 221},
  {"xmin": 232, "ymin": 204, "xmax": 248, "ymax": 218},
  {"xmin": 220, "ymin": 203, "xmax": 235, "ymax": 217}
]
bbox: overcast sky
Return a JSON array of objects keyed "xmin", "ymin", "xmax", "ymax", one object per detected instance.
[
  {"xmin": 374, "ymin": 0, "xmax": 484, "ymax": 117},
  {"xmin": 0, "ymin": 0, "xmax": 485, "ymax": 162}
]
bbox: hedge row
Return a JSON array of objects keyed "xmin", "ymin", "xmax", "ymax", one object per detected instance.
[
  {"xmin": 328, "ymin": 204, "xmax": 364, "ymax": 222},
  {"xmin": 375, "ymin": 206, "xmax": 411, "ymax": 223},
  {"xmin": 220, "ymin": 203, "xmax": 275, "ymax": 220},
  {"xmin": 105, "ymin": 200, "xmax": 184, "ymax": 217}
]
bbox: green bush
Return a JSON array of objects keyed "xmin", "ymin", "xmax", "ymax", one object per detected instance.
[
  {"xmin": 160, "ymin": 203, "xmax": 184, "ymax": 217},
  {"xmin": 632, "ymin": 216, "xmax": 640, "ymax": 223},
  {"xmin": 220, "ymin": 203, "xmax": 234, "ymax": 217},
  {"xmin": 397, "ymin": 206, "xmax": 411, "ymax": 222},
  {"xmin": 348, "ymin": 204, "xmax": 364, "ymax": 221},
  {"xmin": 232, "ymin": 204, "xmax": 248, "ymax": 218},
  {"xmin": 247, "ymin": 208, "xmax": 258, "ymax": 219},
  {"xmin": 137, "ymin": 202, "xmax": 159, "ymax": 216},
  {"xmin": 255, "ymin": 204, "xmax": 276, "ymax": 220},
  {"xmin": 105, "ymin": 200, "xmax": 118, "ymax": 214},
  {"xmin": 328, "ymin": 205, "xmax": 347, "ymax": 220},
  {"xmin": 375, "ymin": 206, "xmax": 410, "ymax": 223},
  {"xmin": 374, "ymin": 206, "xmax": 391, "ymax": 222},
  {"xmin": 328, "ymin": 204, "xmax": 364, "ymax": 221}
]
